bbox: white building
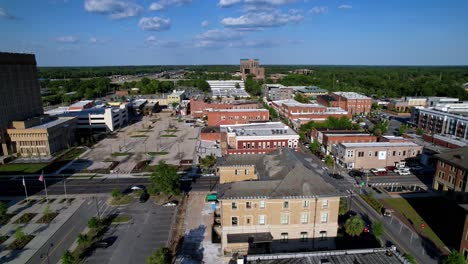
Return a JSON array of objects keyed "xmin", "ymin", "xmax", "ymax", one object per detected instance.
[
  {"xmin": 207, "ymin": 80, "xmax": 250, "ymax": 98},
  {"xmin": 46, "ymin": 103, "xmax": 128, "ymax": 132}
]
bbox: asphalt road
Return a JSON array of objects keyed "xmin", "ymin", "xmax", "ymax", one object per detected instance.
[
  {"xmin": 0, "ymin": 176, "xmax": 219, "ymax": 197},
  {"xmin": 85, "ymin": 200, "xmax": 176, "ymax": 264},
  {"xmin": 26, "ymin": 196, "xmax": 110, "ymax": 264}
]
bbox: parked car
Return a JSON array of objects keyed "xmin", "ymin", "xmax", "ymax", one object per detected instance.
[
  {"xmin": 329, "ymin": 173, "xmax": 344, "ymax": 180},
  {"xmin": 370, "ymin": 168, "xmax": 387, "ymax": 176},
  {"xmin": 131, "ymin": 185, "xmax": 146, "ymax": 190},
  {"xmin": 95, "ymin": 241, "xmax": 109, "ymax": 248},
  {"xmin": 162, "ymin": 201, "xmax": 178, "ymax": 207},
  {"xmin": 385, "ymin": 166, "xmax": 396, "ymax": 172},
  {"xmin": 139, "ymin": 192, "xmax": 149, "ymax": 203},
  {"xmin": 395, "ymin": 169, "xmax": 411, "ymax": 175},
  {"xmin": 349, "ymin": 170, "xmax": 364, "ymax": 177}
]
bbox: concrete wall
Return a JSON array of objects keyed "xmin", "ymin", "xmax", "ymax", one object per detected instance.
[{"xmin": 218, "ymin": 165, "xmax": 257, "ymax": 184}]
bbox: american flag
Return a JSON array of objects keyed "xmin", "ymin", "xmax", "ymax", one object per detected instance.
[{"xmin": 38, "ymin": 173, "xmax": 44, "ymax": 182}]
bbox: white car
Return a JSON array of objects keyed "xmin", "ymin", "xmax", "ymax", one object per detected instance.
[
  {"xmin": 395, "ymin": 169, "xmax": 411, "ymax": 175},
  {"xmin": 131, "ymin": 185, "xmax": 145, "ymax": 190},
  {"xmin": 162, "ymin": 202, "xmax": 178, "ymax": 207}
]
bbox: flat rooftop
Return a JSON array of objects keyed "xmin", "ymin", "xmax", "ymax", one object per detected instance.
[
  {"xmin": 28, "ymin": 117, "xmax": 74, "ymax": 130},
  {"xmin": 273, "ymin": 99, "xmax": 323, "ymax": 108},
  {"xmin": 69, "ymin": 100, "xmax": 93, "ymax": 108},
  {"xmin": 208, "ymin": 108, "xmax": 267, "ymax": 113},
  {"xmin": 434, "ymin": 147, "xmax": 468, "ymax": 171},
  {"xmin": 221, "ymin": 122, "xmax": 298, "ymax": 137},
  {"xmin": 333, "ymin": 92, "xmax": 370, "ymax": 99},
  {"xmin": 340, "ymin": 142, "xmax": 420, "ymax": 148}
]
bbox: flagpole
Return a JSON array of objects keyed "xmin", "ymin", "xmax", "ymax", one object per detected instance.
[
  {"xmin": 42, "ymin": 171, "xmax": 48, "ymax": 202},
  {"xmin": 22, "ymin": 176, "xmax": 29, "ymax": 202}
]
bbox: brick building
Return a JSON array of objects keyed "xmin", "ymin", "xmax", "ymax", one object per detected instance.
[
  {"xmin": 432, "ymin": 147, "xmax": 468, "ymax": 198},
  {"xmin": 217, "ymin": 149, "xmax": 341, "ymax": 255},
  {"xmin": 240, "ymin": 58, "xmax": 265, "ymax": 81},
  {"xmin": 207, "ymin": 109, "xmax": 269, "ymax": 126},
  {"xmin": 317, "ymin": 92, "xmax": 372, "ymax": 115},
  {"xmin": 336, "ymin": 141, "xmax": 423, "ymax": 169},
  {"xmin": 220, "ymin": 122, "xmax": 299, "ymax": 155},
  {"xmin": 189, "ymin": 96, "xmax": 259, "ymax": 118},
  {"xmin": 310, "ymin": 129, "xmax": 377, "ymax": 155},
  {"xmin": 271, "ymin": 99, "xmax": 350, "ymax": 125}
]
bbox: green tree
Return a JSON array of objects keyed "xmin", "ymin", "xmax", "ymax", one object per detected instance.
[
  {"xmin": 15, "ymin": 227, "xmax": 25, "ymax": 240},
  {"xmin": 398, "ymin": 124, "xmax": 407, "ymax": 136},
  {"xmin": 111, "ymin": 188, "xmax": 122, "ymax": 199},
  {"xmin": 309, "ymin": 140, "xmax": 320, "ymax": 154},
  {"xmin": 146, "ymin": 247, "xmax": 171, "ymax": 264},
  {"xmin": 87, "ymin": 216, "xmax": 101, "ymax": 229},
  {"xmin": 416, "ymin": 128, "xmax": 424, "ymax": 136},
  {"xmin": 199, "ymin": 155, "xmax": 216, "ymax": 173},
  {"xmin": 339, "ymin": 198, "xmax": 348, "ymax": 215},
  {"xmin": 442, "ymin": 250, "xmax": 465, "ymax": 264},
  {"xmin": 373, "ymin": 128, "xmax": 383, "ymax": 137},
  {"xmin": 344, "ymin": 216, "xmax": 365, "ymax": 237},
  {"xmin": 294, "ymin": 93, "xmax": 310, "ymax": 103},
  {"xmin": 77, "ymin": 234, "xmax": 90, "ymax": 248},
  {"xmin": 43, "ymin": 204, "xmax": 51, "ymax": 216},
  {"xmin": 61, "ymin": 250, "xmax": 75, "ymax": 264},
  {"xmin": 324, "ymin": 155, "xmax": 334, "ymax": 168},
  {"xmin": 150, "ymin": 161, "xmax": 180, "ymax": 195},
  {"xmin": 404, "ymin": 253, "xmax": 417, "ymax": 264},
  {"xmin": 371, "ymin": 221, "xmax": 384, "ymax": 240},
  {"xmin": 0, "ymin": 201, "xmax": 7, "ymax": 222},
  {"xmin": 171, "ymin": 102, "xmax": 179, "ymax": 109}
]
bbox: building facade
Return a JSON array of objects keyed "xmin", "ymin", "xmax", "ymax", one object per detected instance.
[
  {"xmin": 310, "ymin": 129, "xmax": 377, "ymax": 155},
  {"xmin": 272, "ymin": 99, "xmax": 350, "ymax": 124},
  {"xmin": 207, "ymin": 109, "xmax": 269, "ymax": 126},
  {"xmin": 220, "ymin": 122, "xmax": 299, "ymax": 155},
  {"xmin": 167, "ymin": 90, "xmax": 185, "ymax": 105},
  {"xmin": 0, "ymin": 52, "xmax": 44, "ymax": 155},
  {"xmin": 263, "ymin": 84, "xmax": 294, "ymax": 101},
  {"xmin": 217, "ymin": 150, "xmax": 341, "ymax": 256},
  {"xmin": 413, "ymin": 104, "xmax": 468, "ymax": 140},
  {"xmin": 7, "ymin": 117, "xmax": 76, "ymax": 157},
  {"xmin": 240, "ymin": 58, "xmax": 265, "ymax": 81},
  {"xmin": 317, "ymin": 92, "xmax": 372, "ymax": 115},
  {"xmin": 336, "ymin": 142, "xmax": 423, "ymax": 169},
  {"xmin": 189, "ymin": 96, "xmax": 259, "ymax": 118},
  {"xmin": 432, "ymin": 147, "xmax": 468, "ymax": 198}
]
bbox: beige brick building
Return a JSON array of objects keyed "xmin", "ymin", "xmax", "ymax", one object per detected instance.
[
  {"xmin": 7, "ymin": 117, "xmax": 77, "ymax": 157},
  {"xmin": 336, "ymin": 142, "xmax": 423, "ymax": 169},
  {"xmin": 217, "ymin": 149, "xmax": 341, "ymax": 256}
]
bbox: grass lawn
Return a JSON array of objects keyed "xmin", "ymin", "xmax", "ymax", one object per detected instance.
[
  {"xmin": 111, "ymin": 214, "xmax": 132, "ymax": 224},
  {"xmin": 36, "ymin": 212, "xmax": 59, "ymax": 224},
  {"xmin": 13, "ymin": 213, "xmax": 38, "ymax": 224},
  {"xmin": 8, "ymin": 235, "xmax": 34, "ymax": 250},
  {"xmin": 109, "ymin": 195, "xmax": 133, "ymax": 206},
  {"xmin": 383, "ymin": 198, "xmax": 449, "ymax": 249},
  {"xmin": 0, "ymin": 235, "xmax": 9, "ymax": 244},
  {"xmin": 147, "ymin": 152, "xmax": 169, "ymax": 156},
  {"xmin": 130, "ymin": 135, "xmax": 148, "ymax": 138},
  {"xmin": 164, "ymin": 129, "xmax": 178, "ymax": 133},
  {"xmin": 111, "ymin": 152, "xmax": 133, "ymax": 157},
  {"xmin": 160, "ymin": 134, "xmax": 177, "ymax": 138},
  {"xmin": 0, "ymin": 214, "xmax": 15, "ymax": 225},
  {"xmin": 0, "ymin": 163, "xmax": 48, "ymax": 174}
]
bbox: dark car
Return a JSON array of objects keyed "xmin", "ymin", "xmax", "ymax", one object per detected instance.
[
  {"xmin": 139, "ymin": 192, "xmax": 149, "ymax": 203},
  {"xmin": 349, "ymin": 170, "xmax": 364, "ymax": 177},
  {"xmin": 329, "ymin": 173, "xmax": 344, "ymax": 180},
  {"xmin": 95, "ymin": 241, "xmax": 109, "ymax": 248}
]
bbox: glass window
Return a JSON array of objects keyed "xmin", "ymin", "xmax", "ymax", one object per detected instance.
[
  {"xmin": 259, "ymin": 201, "xmax": 265, "ymax": 209},
  {"xmin": 320, "ymin": 231, "xmax": 327, "ymax": 241},
  {"xmin": 231, "ymin": 217, "xmax": 238, "ymax": 226},
  {"xmin": 245, "ymin": 169, "xmax": 249, "ymax": 175},
  {"xmin": 322, "ymin": 200, "xmax": 329, "ymax": 209},
  {"xmin": 281, "ymin": 214, "xmax": 289, "ymax": 224},
  {"xmin": 231, "ymin": 202, "xmax": 237, "ymax": 210},
  {"xmin": 300, "ymin": 232, "xmax": 308, "ymax": 242},
  {"xmin": 246, "ymin": 202, "xmax": 252, "ymax": 209},
  {"xmin": 283, "ymin": 201, "xmax": 289, "ymax": 209},
  {"xmin": 320, "ymin": 213, "xmax": 328, "ymax": 223},
  {"xmin": 301, "ymin": 213, "xmax": 308, "ymax": 224},
  {"xmin": 303, "ymin": 200, "xmax": 309, "ymax": 208},
  {"xmin": 280, "ymin": 233, "xmax": 288, "ymax": 243},
  {"xmin": 246, "ymin": 216, "xmax": 251, "ymax": 225},
  {"xmin": 259, "ymin": 215, "xmax": 265, "ymax": 225}
]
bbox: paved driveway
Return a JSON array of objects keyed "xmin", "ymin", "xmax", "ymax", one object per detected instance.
[{"xmin": 85, "ymin": 200, "xmax": 176, "ymax": 264}]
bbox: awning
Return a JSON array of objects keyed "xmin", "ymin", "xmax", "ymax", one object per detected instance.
[{"xmin": 227, "ymin": 232, "xmax": 273, "ymax": 244}]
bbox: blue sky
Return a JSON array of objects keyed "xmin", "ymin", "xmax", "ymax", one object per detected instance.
[{"xmin": 0, "ymin": 0, "xmax": 467, "ymax": 66}]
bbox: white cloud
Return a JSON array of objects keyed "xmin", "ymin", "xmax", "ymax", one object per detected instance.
[
  {"xmin": 309, "ymin": 6, "xmax": 328, "ymax": 14},
  {"xmin": 89, "ymin": 37, "xmax": 110, "ymax": 44},
  {"xmin": 139, "ymin": 16, "xmax": 171, "ymax": 31},
  {"xmin": 145, "ymin": 35, "xmax": 179, "ymax": 47},
  {"xmin": 218, "ymin": 0, "xmax": 242, "ymax": 7},
  {"xmin": 194, "ymin": 29, "xmax": 244, "ymax": 48},
  {"xmin": 338, "ymin": 4, "xmax": 352, "ymax": 9},
  {"xmin": 55, "ymin": 36, "xmax": 79, "ymax": 43},
  {"xmin": 201, "ymin": 20, "xmax": 209, "ymax": 27},
  {"xmin": 221, "ymin": 11, "xmax": 303, "ymax": 30},
  {"xmin": 149, "ymin": 0, "xmax": 191, "ymax": 11},
  {"xmin": 84, "ymin": 0, "xmax": 143, "ymax": 19},
  {"xmin": 0, "ymin": 7, "xmax": 16, "ymax": 19}
]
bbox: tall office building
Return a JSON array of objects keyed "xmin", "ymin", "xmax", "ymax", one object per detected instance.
[
  {"xmin": 240, "ymin": 58, "xmax": 265, "ymax": 81},
  {"xmin": 0, "ymin": 52, "xmax": 44, "ymax": 155}
]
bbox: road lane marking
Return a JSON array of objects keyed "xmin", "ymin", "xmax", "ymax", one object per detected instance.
[{"xmin": 41, "ymin": 225, "xmax": 76, "ymax": 264}]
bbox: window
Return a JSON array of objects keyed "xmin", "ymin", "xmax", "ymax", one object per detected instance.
[
  {"xmin": 320, "ymin": 213, "xmax": 328, "ymax": 223},
  {"xmin": 231, "ymin": 217, "xmax": 238, "ymax": 226},
  {"xmin": 322, "ymin": 200, "xmax": 329, "ymax": 209},
  {"xmin": 369, "ymin": 151, "xmax": 372, "ymax": 157},
  {"xmin": 283, "ymin": 201, "xmax": 289, "ymax": 209},
  {"xmin": 246, "ymin": 202, "xmax": 252, "ymax": 209},
  {"xmin": 259, "ymin": 200, "xmax": 265, "ymax": 209},
  {"xmin": 300, "ymin": 232, "xmax": 308, "ymax": 242},
  {"xmin": 347, "ymin": 150, "xmax": 354, "ymax": 158},
  {"xmin": 245, "ymin": 169, "xmax": 249, "ymax": 175},
  {"xmin": 281, "ymin": 214, "xmax": 289, "ymax": 224},
  {"xmin": 358, "ymin": 151, "xmax": 364, "ymax": 157},
  {"xmin": 280, "ymin": 233, "xmax": 288, "ymax": 243},
  {"xmin": 259, "ymin": 215, "xmax": 266, "ymax": 225},
  {"xmin": 320, "ymin": 231, "xmax": 327, "ymax": 241},
  {"xmin": 303, "ymin": 200, "xmax": 309, "ymax": 208},
  {"xmin": 245, "ymin": 216, "xmax": 251, "ymax": 225},
  {"xmin": 398, "ymin": 151, "xmax": 401, "ymax": 156},
  {"xmin": 403, "ymin": 150, "xmax": 406, "ymax": 156},
  {"xmin": 235, "ymin": 169, "xmax": 239, "ymax": 175},
  {"xmin": 374, "ymin": 151, "xmax": 378, "ymax": 157},
  {"xmin": 301, "ymin": 213, "xmax": 309, "ymax": 224},
  {"xmin": 232, "ymin": 202, "xmax": 237, "ymax": 210}
]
